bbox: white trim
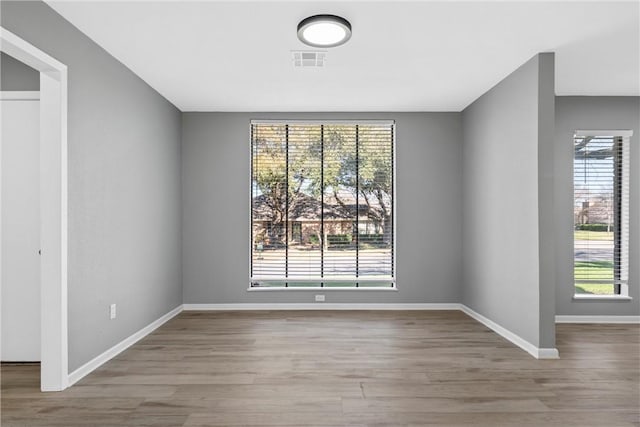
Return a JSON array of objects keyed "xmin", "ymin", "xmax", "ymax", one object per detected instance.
[
  {"xmin": 1, "ymin": 27, "xmax": 69, "ymax": 392},
  {"xmin": 536, "ymin": 348, "xmax": 561, "ymax": 359},
  {"xmin": 572, "ymin": 294, "xmax": 632, "ymax": 301},
  {"xmin": 571, "ymin": 130, "xmax": 632, "ymax": 303},
  {"xmin": 459, "ymin": 305, "xmax": 559, "ymax": 359},
  {"xmin": 574, "ymin": 129, "xmax": 633, "ymax": 138},
  {"xmin": 0, "ymin": 91, "xmax": 40, "ymax": 100},
  {"xmin": 249, "ymin": 120, "xmax": 397, "ymax": 290},
  {"xmin": 0, "ymin": 29, "xmax": 66, "ymax": 72},
  {"xmin": 250, "ymin": 119, "xmax": 395, "ymax": 126},
  {"xmin": 56, "ymin": 303, "xmax": 566, "ymax": 387},
  {"xmin": 250, "ymin": 276, "xmax": 395, "ymax": 283},
  {"xmin": 67, "ymin": 305, "xmax": 183, "ymax": 387},
  {"xmin": 247, "ymin": 286, "xmax": 398, "ymax": 291},
  {"xmin": 248, "ymin": 120, "xmax": 253, "ymax": 303},
  {"xmin": 187, "ymin": 303, "xmax": 561, "ymax": 359},
  {"xmin": 183, "ymin": 303, "xmax": 461, "ymax": 311},
  {"xmin": 392, "ymin": 120, "xmax": 397, "ymax": 289},
  {"xmin": 556, "ymin": 315, "xmax": 640, "ymax": 324}
]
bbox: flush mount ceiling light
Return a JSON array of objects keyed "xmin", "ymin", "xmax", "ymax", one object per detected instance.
[{"xmin": 297, "ymin": 14, "xmax": 352, "ymax": 48}]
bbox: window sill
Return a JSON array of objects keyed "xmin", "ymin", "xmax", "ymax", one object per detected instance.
[
  {"xmin": 572, "ymin": 294, "xmax": 632, "ymax": 302},
  {"xmin": 247, "ymin": 286, "xmax": 398, "ymax": 292}
]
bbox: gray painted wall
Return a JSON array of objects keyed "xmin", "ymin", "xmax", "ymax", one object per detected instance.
[
  {"xmin": 182, "ymin": 112, "xmax": 462, "ymax": 304},
  {"xmin": 0, "ymin": 52, "xmax": 39, "ymax": 90},
  {"xmin": 555, "ymin": 96, "xmax": 640, "ymax": 316},
  {"xmin": 537, "ymin": 54, "xmax": 556, "ymax": 348},
  {"xmin": 462, "ymin": 53, "xmax": 556, "ymax": 348},
  {"xmin": 1, "ymin": 1, "xmax": 182, "ymax": 371}
]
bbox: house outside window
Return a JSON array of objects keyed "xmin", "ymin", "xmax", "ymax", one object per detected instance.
[{"xmin": 250, "ymin": 121, "xmax": 395, "ymax": 288}]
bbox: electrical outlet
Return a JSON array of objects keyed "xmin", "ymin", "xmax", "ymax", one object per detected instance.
[
  {"xmin": 110, "ymin": 304, "xmax": 117, "ymax": 319},
  {"xmin": 315, "ymin": 294, "xmax": 325, "ymax": 302}
]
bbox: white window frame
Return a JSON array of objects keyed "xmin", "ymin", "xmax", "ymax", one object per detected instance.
[
  {"xmin": 572, "ymin": 129, "xmax": 632, "ymax": 300},
  {"xmin": 248, "ymin": 120, "xmax": 397, "ymax": 291}
]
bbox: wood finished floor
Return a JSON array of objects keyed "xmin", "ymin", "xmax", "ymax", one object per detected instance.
[{"xmin": 1, "ymin": 311, "xmax": 639, "ymax": 426}]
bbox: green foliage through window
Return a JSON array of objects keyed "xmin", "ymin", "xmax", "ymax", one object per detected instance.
[{"xmin": 251, "ymin": 121, "xmax": 395, "ymax": 288}]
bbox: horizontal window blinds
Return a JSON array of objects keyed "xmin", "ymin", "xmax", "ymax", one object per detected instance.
[
  {"xmin": 573, "ymin": 135, "xmax": 629, "ymax": 295},
  {"xmin": 251, "ymin": 121, "xmax": 395, "ymax": 288}
]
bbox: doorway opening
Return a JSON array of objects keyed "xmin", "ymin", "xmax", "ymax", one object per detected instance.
[
  {"xmin": 1, "ymin": 90, "xmax": 41, "ymax": 365},
  {"xmin": 1, "ymin": 27, "xmax": 68, "ymax": 391}
]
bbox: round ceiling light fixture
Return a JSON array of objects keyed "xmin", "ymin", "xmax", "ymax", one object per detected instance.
[{"xmin": 297, "ymin": 14, "xmax": 352, "ymax": 48}]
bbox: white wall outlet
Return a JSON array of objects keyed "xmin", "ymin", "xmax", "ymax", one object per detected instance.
[
  {"xmin": 315, "ymin": 294, "xmax": 325, "ymax": 302},
  {"xmin": 109, "ymin": 303, "xmax": 117, "ymax": 320}
]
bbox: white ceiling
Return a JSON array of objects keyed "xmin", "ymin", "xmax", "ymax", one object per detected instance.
[{"xmin": 46, "ymin": 1, "xmax": 639, "ymax": 112}]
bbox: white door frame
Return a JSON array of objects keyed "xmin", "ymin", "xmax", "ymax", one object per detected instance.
[{"xmin": 1, "ymin": 27, "xmax": 68, "ymax": 391}]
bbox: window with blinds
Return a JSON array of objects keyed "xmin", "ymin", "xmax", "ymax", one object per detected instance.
[
  {"xmin": 250, "ymin": 121, "xmax": 395, "ymax": 288},
  {"xmin": 573, "ymin": 132, "xmax": 630, "ymax": 296}
]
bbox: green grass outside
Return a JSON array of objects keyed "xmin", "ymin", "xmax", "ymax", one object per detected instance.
[
  {"xmin": 574, "ymin": 260, "xmax": 614, "ymax": 295},
  {"xmin": 574, "ymin": 231, "xmax": 615, "ymax": 295},
  {"xmin": 575, "ymin": 284, "xmax": 615, "ymax": 295},
  {"xmin": 574, "ymin": 230, "xmax": 613, "ymax": 241},
  {"xmin": 575, "ymin": 260, "xmax": 613, "ymax": 280}
]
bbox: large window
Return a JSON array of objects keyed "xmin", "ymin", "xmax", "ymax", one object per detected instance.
[
  {"xmin": 573, "ymin": 131, "xmax": 631, "ymax": 296},
  {"xmin": 251, "ymin": 121, "xmax": 395, "ymax": 288}
]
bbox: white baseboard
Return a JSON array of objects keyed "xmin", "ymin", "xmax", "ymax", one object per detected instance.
[
  {"xmin": 182, "ymin": 303, "xmax": 462, "ymax": 311},
  {"xmin": 460, "ymin": 305, "xmax": 559, "ymax": 359},
  {"xmin": 536, "ymin": 348, "xmax": 561, "ymax": 359},
  {"xmin": 183, "ymin": 303, "xmax": 559, "ymax": 358},
  {"xmin": 556, "ymin": 315, "xmax": 640, "ymax": 324},
  {"xmin": 66, "ymin": 302, "xmax": 570, "ymax": 388},
  {"xmin": 67, "ymin": 305, "xmax": 183, "ymax": 386}
]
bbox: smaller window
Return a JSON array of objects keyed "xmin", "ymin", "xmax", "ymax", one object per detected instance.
[
  {"xmin": 573, "ymin": 130, "xmax": 631, "ymax": 296},
  {"xmin": 291, "ymin": 222, "xmax": 302, "ymax": 242}
]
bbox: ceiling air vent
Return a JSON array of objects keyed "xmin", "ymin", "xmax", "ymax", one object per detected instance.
[{"xmin": 292, "ymin": 51, "xmax": 326, "ymax": 68}]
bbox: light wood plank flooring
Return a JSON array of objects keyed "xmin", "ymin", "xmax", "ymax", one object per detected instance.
[{"xmin": 2, "ymin": 311, "xmax": 639, "ymax": 426}]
